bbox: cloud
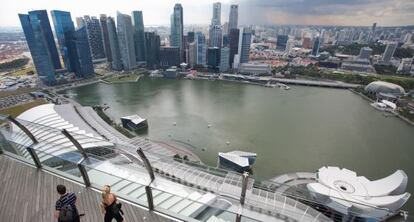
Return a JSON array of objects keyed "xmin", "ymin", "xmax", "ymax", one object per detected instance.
[{"xmin": 235, "ymin": 0, "xmax": 414, "ymax": 26}]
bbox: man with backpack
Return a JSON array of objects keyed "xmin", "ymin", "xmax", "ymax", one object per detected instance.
[{"xmin": 54, "ymin": 184, "xmax": 80, "ymax": 222}]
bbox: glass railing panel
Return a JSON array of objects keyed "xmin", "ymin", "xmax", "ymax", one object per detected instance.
[
  {"xmin": 0, "ymin": 127, "xmax": 35, "ymax": 165},
  {"xmin": 149, "ymin": 185, "xmax": 238, "ymax": 222}
]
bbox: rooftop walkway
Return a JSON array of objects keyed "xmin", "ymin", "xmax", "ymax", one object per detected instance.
[{"xmin": 0, "ymin": 155, "xmax": 172, "ymax": 222}]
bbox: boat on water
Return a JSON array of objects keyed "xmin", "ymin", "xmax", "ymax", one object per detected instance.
[
  {"xmin": 121, "ymin": 115, "xmax": 148, "ymax": 131},
  {"xmin": 370, "ymin": 99, "xmax": 396, "ymax": 112},
  {"xmin": 264, "ymin": 82, "xmax": 276, "ymax": 88},
  {"xmin": 277, "ymin": 83, "xmax": 290, "ymax": 90},
  {"xmin": 218, "ymin": 150, "xmax": 257, "ymax": 173}
]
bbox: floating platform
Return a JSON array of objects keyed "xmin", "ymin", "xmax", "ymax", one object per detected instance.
[
  {"xmin": 218, "ymin": 151, "xmax": 257, "ymax": 173},
  {"xmin": 121, "ymin": 115, "xmax": 148, "ymax": 131}
]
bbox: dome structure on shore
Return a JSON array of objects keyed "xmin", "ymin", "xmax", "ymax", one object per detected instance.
[{"xmin": 365, "ymin": 81, "xmax": 405, "ymax": 95}]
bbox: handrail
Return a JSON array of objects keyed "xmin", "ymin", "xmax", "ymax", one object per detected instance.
[{"xmin": 0, "ymin": 116, "xmax": 408, "ymax": 221}]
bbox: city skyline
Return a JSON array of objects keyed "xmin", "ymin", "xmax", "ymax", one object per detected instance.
[{"xmin": 1, "ymin": 0, "xmax": 414, "ymax": 28}]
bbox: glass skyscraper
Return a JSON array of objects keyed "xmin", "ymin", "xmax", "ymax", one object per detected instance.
[
  {"xmin": 237, "ymin": 27, "xmax": 252, "ymax": 64},
  {"xmin": 117, "ymin": 11, "xmax": 136, "ymax": 70},
  {"xmin": 84, "ymin": 16, "xmax": 106, "ymax": 59},
  {"xmin": 19, "ymin": 10, "xmax": 61, "ymax": 85},
  {"xmin": 144, "ymin": 32, "xmax": 160, "ymax": 69},
  {"xmin": 170, "ymin": 4, "xmax": 184, "ymax": 61},
  {"xmin": 132, "ymin": 11, "xmax": 146, "ymax": 63},
  {"xmin": 65, "ymin": 27, "xmax": 94, "ymax": 78},
  {"xmin": 107, "ymin": 16, "xmax": 123, "ymax": 71},
  {"xmin": 51, "ymin": 10, "xmax": 75, "ymax": 72},
  {"xmin": 228, "ymin": 5, "xmax": 238, "ymax": 31},
  {"xmin": 100, "ymin": 14, "xmax": 112, "ymax": 63}
]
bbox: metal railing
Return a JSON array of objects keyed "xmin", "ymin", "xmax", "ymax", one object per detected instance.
[{"xmin": 0, "ymin": 115, "xmax": 411, "ymax": 222}]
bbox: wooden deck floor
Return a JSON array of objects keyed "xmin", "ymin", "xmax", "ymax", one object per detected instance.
[{"xmin": 0, "ymin": 155, "xmax": 172, "ymax": 222}]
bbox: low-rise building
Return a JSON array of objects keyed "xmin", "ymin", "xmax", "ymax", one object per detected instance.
[{"xmin": 238, "ymin": 62, "xmax": 271, "ymax": 75}]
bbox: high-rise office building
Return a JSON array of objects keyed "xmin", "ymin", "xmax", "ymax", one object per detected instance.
[
  {"xmin": 65, "ymin": 26, "xmax": 94, "ymax": 78},
  {"xmin": 311, "ymin": 37, "xmax": 320, "ymax": 56},
  {"xmin": 144, "ymin": 32, "xmax": 160, "ymax": 69},
  {"xmin": 160, "ymin": 47, "xmax": 180, "ymax": 68},
  {"xmin": 195, "ymin": 32, "xmax": 207, "ymax": 66},
  {"xmin": 84, "ymin": 16, "xmax": 106, "ymax": 59},
  {"xmin": 209, "ymin": 25, "xmax": 222, "ymax": 48},
  {"xmin": 382, "ymin": 42, "xmax": 397, "ymax": 63},
  {"xmin": 219, "ymin": 47, "xmax": 230, "ymax": 72},
  {"xmin": 228, "ymin": 5, "xmax": 238, "ymax": 31},
  {"xmin": 223, "ymin": 22, "xmax": 229, "ymax": 36},
  {"xmin": 359, "ymin": 47, "xmax": 373, "ymax": 59},
  {"xmin": 236, "ymin": 27, "xmax": 252, "ymax": 65},
  {"xmin": 107, "ymin": 16, "xmax": 122, "ymax": 70},
  {"xmin": 372, "ymin": 23, "xmax": 377, "ymax": 34},
  {"xmin": 397, "ymin": 57, "xmax": 413, "ymax": 74},
  {"xmin": 276, "ymin": 35, "xmax": 288, "ymax": 51},
  {"xmin": 132, "ymin": 11, "xmax": 146, "ymax": 63},
  {"xmin": 51, "ymin": 10, "xmax": 75, "ymax": 72},
  {"xmin": 19, "ymin": 10, "xmax": 61, "ymax": 85},
  {"xmin": 229, "ymin": 28, "xmax": 239, "ymax": 67},
  {"xmin": 170, "ymin": 4, "xmax": 184, "ymax": 61},
  {"xmin": 207, "ymin": 47, "xmax": 220, "ymax": 69},
  {"xmin": 187, "ymin": 32, "xmax": 195, "ymax": 44},
  {"xmin": 211, "ymin": 2, "xmax": 221, "ymax": 26},
  {"xmin": 188, "ymin": 42, "xmax": 197, "ymax": 66},
  {"xmin": 99, "ymin": 14, "xmax": 112, "ymax": 63},
  {"xmin": 117, "ymin": 12, "xmax": 136, "ymax": 70},
  {"xmin": 76, "ymin": 17, "xmax": 85, "ymax": 28}
]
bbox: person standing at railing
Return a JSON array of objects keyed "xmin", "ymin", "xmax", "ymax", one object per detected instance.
[
  {"xmin": 100, "ymin": 185, "xmax": 124, "ymax": 222},
  {"xmin": 54, "ymin": 184, "xmax": 80, "ymax": 222}
]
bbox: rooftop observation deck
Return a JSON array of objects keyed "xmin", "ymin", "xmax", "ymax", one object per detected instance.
[{"xmin": 0, "ymin": 155, "xmax": 171, "ymax": 222}]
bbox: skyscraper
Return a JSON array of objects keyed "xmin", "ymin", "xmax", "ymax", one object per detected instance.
[
  {"xmin": 132, "ymin": 11, "xmax": 146, "ymax": 63},
  {"xmin": 237, "ymin": 27, "xmax": 252, "ymax": 65},
  {"xmin": 195, "ymin": 32, "xmax": 207, "ymax": 66},
  {"xmin": 276, "ymin": 35, "xmax": 288, "ymax": 51},
  {"xmin": 219, "ymin": 47, "xmax": 230, "ymax": 72},
  {"xmin": 187, "ymin": 32, "xmax": 195, "ymax": 44},
  {"xmin": 170, "ymin": 4, "xmax": 184, "ymax": 61},
  {"xmin": 229, "ymin": 28, "xmax": 239, "ymax": 67},
  {"xmin": 51, "ymin": 10, "xmax": 75, "ymax": 72},
  {"xmin": 302, "ymin": 37, "xmax": 312, "ymax": 49},
  {"xmin": 228, "ymin": 5, "xmax": 238, "ymax": 31},
  {"xmin": 211, "ymin": 2, "xmax": 221, "ymax": 26},
  {"xmin": 99, "ymin": 14, "xmax": 112, "ymax": 63},
  {"xmin": 160, "ymin": 47, "xmax": 180, "ymax": 68},
  {"xmin": 382, "ymin": 42, "xmax": 397, "ymax": 63},
  {"xmin": 84, "ymin": 16, "xmax": 106, "ymax": 59},
  {"xmin": 117, "ymin": 12, "xmax": 136, "ymax": 70},
  {"xmin": 207, "ymin": 47, "xmax": 220, "ymax": 69},
  {"xmin": 144, "ymin": 32, "xmax": 160, "ymax": 69},
  {"xmin": 107, "ymin": 16, "xmax": 122, "ymax": 70},
  {"xmin": 188, "ymin": 42, "xmax": 197, "ymax": 66},
  {"xmin": 19, "ymin": 10, "xmax": 61, "ymax": 85},
  {"xmin": 311, "ymin": 37, "xmax": 320, "ymax": 56},
  {"xmin": 209, "ymin": 25, "xmax": 223, "ymax": 48},
  {"xmin": 65, "ymin": 26, "xmax": 94, "ymax": 78}
]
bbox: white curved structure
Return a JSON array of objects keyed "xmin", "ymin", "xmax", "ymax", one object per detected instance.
[
  {"xmin": 365, "ymin": 81, "xmax": 406, "ymax": 95},
  {"xmin": 307, "ymin": 166, "xmax": 410, "ymax": 219}
]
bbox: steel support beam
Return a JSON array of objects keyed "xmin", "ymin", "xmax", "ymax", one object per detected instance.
[
  {"xmin": 236, "ymin": 172, "xmax": 249, "ymax": 222},
  {"xmin": 77, "ymin": 158, "xmax": 91, "ymax": 187},
  {"xmin": 5, "ymin": 115, "xmax": 37, "ymax": 144},
  {"xmin": 136, "ymin": 148, "xmax": 155, "ymax": 182},
  {"xmin": 145, "ymin": 186, "xmax": 154, "ymax": 210},
  {"xmin": 26, "ymin": 146, "xmax": 42, "ymax": 168},
  {"xmin": 61, "ymin": 129, "xmax": 88, "ymax": 160}
]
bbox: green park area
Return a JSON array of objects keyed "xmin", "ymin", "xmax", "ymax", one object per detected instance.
[
  {"xmin": 278, "ymin": 65, "xmax": 414, "ymax": 90},
  {"xmin": 103, "ymin": 73, "xmax": 141, "ymax": 84},
  {"xmin": 0, "ymin": 87, "xmax": 38, "ymax": 99}
]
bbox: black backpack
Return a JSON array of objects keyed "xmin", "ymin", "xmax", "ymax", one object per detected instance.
[{"xmin": 59, "ymin": 204, "xmax": 75, "ymax": 222}]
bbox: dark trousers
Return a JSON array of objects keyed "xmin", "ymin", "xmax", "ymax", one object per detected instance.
[{"xmin": 104, "ymin": 212, "xmax": 123, "ymax": 222}]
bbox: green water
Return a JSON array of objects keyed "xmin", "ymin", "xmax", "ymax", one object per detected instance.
[{"xmin": 65, "ymin": 77, "xmax": 414, "ymax": 210}]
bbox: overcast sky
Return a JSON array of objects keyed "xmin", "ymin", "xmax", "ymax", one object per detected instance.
[{"xmin": 0, "ymin": 0, "xmax": 413, "ymax": 27}]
